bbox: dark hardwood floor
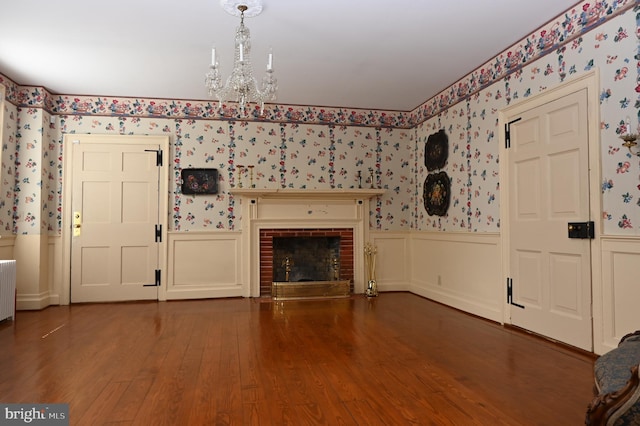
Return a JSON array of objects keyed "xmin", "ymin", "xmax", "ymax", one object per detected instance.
[{"xmin": 0, "ymin": 293, "xmax": 596, "ymax": 425}]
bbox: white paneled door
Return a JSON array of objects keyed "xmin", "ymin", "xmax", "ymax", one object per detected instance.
[
  {"xmin": 506, "ymin": 87, "xmax": 592, "ymax": 351},
  {"xmin": 70, "ymin": 139, "xmax": 162, "ymax": 303}
]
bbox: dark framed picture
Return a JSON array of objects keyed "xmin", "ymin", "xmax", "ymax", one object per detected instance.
[
  {"xmin": 425, "ymin": 129, "xmax": 448, "ymax": 171},
  {"xmin": 423, "ymin": 171, "xmax": 451, "ymax": 216},
  {"xmin": 181, "ymin": 168, "xmax": 218, "ymax": 195}
]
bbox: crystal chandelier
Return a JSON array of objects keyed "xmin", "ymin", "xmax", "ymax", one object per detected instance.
[{"xmin": 205, "ymin": 0, "xmax": 277, "ymax": 115}]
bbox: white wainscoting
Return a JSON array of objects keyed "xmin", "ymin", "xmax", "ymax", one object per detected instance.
[
  {"xmin": 408, "ymin": 232, "xmax": 502, "ymax": 323},
  {"xmin": 369, "ymin": 231, "xmax": 411, "ymax": 292},
  {"xmin": 597, "ymin": 236, "xmax": 640, "ymax": 353},
  {"xmin": 47, "ymin": 236, "xmax": 62, "ymax": 306},
  {"xmin": 166, "ymin": 231, "xmax": 244, "ymax": 299},
  {"xmin": 14, "ymin": 234, "xmax": 51, "ymax": 310},
  {"xmin": 0, "ymin": 235, "xmax": 15, "ymax": 260}
]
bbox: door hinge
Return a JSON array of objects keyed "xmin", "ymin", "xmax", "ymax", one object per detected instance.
[
  {"xmin": 505, "ymin": 117, "xmax": 522, "ymax": 149},
  {"xmin": 155, "ymin": 224, "xmax": 162, "ymax": 242},
  {"xmin": 507, "ymin": 278, "xmax": 525, "ymax": 309},
  {"xmin": 145, "ymin": 149, "xmax": 163, "ymax": 166},
  {"xmin": 144, "ymin": 269, "xmax": 161, "ymax": 287}
]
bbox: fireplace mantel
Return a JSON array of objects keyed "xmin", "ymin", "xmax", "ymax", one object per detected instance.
[
  {"xmin": 233, "ymin": 188, "xmax": 384, "ymax": 297},
  {"xmin": 230, "ymin": 188, "xmax": 385, "ymax": 200}
]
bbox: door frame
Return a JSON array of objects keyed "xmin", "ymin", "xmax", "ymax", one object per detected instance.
[
  {"xmin": 60, "ymin": 134, "xmax": 170, "ymax": 304},
  {"xmin": 499, "ymin": 70, "xmax": 603, "ymax": 348}
]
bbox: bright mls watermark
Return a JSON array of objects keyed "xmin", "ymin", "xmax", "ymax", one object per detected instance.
[{"xmin": 0, "ymin": 404, "xmax": 68, "ymax": 425}]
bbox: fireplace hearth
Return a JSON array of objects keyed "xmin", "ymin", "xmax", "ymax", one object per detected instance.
[{"xmin": 271, "ymin": 280, "xmax": 351, "ymax": 300}]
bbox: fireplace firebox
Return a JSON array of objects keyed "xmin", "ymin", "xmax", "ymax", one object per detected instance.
[
  {"xmin": 273, "ymin": 236, "xmax": 341, "ymax": 282},
  {"xmin": 260, "ymin": 228, "xmax": 354, "ymax": 297}
]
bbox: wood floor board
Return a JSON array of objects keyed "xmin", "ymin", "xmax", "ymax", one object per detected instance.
[{"xmin": 0, "ymin": 293, "xmax": 595, "ymax": 425}]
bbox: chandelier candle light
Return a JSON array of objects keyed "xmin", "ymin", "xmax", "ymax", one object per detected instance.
[{"xmin": 205, "ymin": 0, "xmax": 277, "ymax": 116}]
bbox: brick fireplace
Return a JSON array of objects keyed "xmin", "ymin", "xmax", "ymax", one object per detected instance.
[
  {"xmin": 230, "ymin": 188, "xmax": 384, "ymax": 297},
  {"xmin": 259, "ymin": 228, "xmax": 354, "ymax": 296}
]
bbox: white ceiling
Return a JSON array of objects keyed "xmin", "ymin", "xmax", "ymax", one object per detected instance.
[{"xmin": 0, "ymin": 0, "xmax": 580, "ymax": 112}]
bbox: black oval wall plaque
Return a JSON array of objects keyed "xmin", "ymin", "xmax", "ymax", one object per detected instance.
[
  {"xmin": 423, "ymin": 171, "xmax": 451, "ymax": 216},
  {"xmin": 425, "ymin": 129, "xmax": 448, "ymax": 171}
]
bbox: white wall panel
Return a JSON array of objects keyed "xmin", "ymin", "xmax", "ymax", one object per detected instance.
[
  {"xmin": 599, "ymin": 237, "xmax": 640, "ymax": 353},
  {"xmin": 409, "ymin": 232, "xmax": 502, "ymax": 322},
  {"xmin": 167, "ymin": 232, "xmax": 243, "ymax": 299},
  {"xmin": 369, "ymin": 232, "xmax": 411, "ymax": 292}
]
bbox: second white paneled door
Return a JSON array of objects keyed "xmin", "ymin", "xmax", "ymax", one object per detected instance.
[{"xmin": 505, "ymin": 86, "xmax": 593, "ymax": 351}]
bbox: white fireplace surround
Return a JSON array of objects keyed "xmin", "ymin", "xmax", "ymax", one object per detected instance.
[{"xmin": 231, "ymin": 189, "xmax": 385, "ymax": 297}]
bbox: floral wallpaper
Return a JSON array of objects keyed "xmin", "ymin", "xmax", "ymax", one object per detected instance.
[
  {"xmin": 0, "ymin": 0, "xmax": 638, "ymax": 236},
  {"xmin": 0, "ymin": 97, "xmax": 16, "ymax": 233},
  {"xmin": 169, "ymin": 119, "xmax": 412, "ymax": 231}
]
